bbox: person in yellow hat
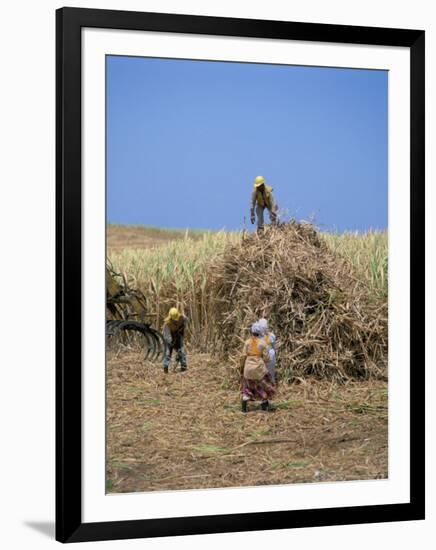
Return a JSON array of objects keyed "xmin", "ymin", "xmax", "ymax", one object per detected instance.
[
  {"xmin": 162, "ymin": 307, "xmax": 188, "ymax": 373},
  {"xmin": 250, "ymin": 175, "xmax": 278, "ymax": 231}
]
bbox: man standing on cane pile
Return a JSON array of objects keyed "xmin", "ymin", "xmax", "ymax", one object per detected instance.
[
  {"xmin": 250, "ymin": 175, "xmax": 278, "ymax": 232},
  {"xmin": 162, "ymin": 307, "xmax": 188, "ymax": 374}
]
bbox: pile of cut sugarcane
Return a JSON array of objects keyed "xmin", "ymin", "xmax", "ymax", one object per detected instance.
[{"xmin": 207, "ymin": 222, "xmax": 388, "ymax": 381}]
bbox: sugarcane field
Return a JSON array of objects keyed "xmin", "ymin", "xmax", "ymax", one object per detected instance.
[{"xmin": 106, "ymin": 222, "xmax": 388, "ymax": 493}]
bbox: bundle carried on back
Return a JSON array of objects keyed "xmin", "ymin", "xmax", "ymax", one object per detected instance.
[{"xmin": 207, "ymin": 222, "xmax": 387, "ymax": 382}]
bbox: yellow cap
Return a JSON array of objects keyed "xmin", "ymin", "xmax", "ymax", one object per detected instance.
[
  {"xmin": 168, "ymin": 307, "xmax": 180, "ymax": 320},
  {"xmin": 254, "ymin": 175, "xmax": 265, "ymax": 187}
]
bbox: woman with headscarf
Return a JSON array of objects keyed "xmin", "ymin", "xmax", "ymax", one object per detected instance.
[
  {"xmin": 240, "ymin": 321, "xmax": 276, "ymax": 413},
  {"xmin": 258, "ymin": 318, "xmax": 277, "ymax": 383}
]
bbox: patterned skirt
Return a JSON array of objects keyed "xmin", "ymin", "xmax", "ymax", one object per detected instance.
[{"xmin": 241, "ymin": 373, "xmax": 276, "ymax": 401}]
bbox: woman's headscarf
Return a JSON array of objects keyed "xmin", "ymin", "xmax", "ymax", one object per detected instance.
[
  {"xmin": 257, "ymin": 318, "xmax": 268, "ymax": 335},
  {"xmin": 250, "ymin": 321, "xmax": 263, "ymax": 336}
]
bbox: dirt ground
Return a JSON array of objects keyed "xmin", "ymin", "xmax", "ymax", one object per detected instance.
[
  {"xmin": 107, "ymin": 225, "xmax": 203, "ymax": 252},
  {"xmin": 106, "ymin": 350, "xmax": 388, "ymax": 493}
]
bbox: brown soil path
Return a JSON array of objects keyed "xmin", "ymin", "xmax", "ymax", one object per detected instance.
[{"xmin": 107, "ymin": 225, "xmax": 205, "ymax": 252}]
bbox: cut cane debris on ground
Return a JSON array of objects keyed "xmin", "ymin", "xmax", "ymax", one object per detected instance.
[{"xmin": 106, "ymin": 351, "xmax": 388, "ymax": 493}]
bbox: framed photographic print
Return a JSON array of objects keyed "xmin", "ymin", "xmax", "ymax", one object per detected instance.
[{"xmin": 56, "ymin": 7, "xmax": 425, "ymax": 543}]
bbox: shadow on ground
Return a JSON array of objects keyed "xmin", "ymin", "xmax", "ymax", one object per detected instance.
[{"xmin": 24, "ymin": 521, "xmax": 54, "ymax": 539}]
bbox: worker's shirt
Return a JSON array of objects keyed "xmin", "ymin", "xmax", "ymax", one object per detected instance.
[
  {"xmin": 262, "ymin": 332, "xmax": 277, "ymax": 363},
  {"xmin": 250, "ymin": 185, "xmax": 276, "ymax": 211},
  {"xmin": 262, "ymin": 332, "xmax": 276, "ymax": 350},
  {"xmin": 162, "ymin": 316, "xmax": 187, "ymax": 345}
]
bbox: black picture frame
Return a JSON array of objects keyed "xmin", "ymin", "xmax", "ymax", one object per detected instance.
[{"xmin": 56, "ymin": 6, "xmax": 425, "ymax": 543}]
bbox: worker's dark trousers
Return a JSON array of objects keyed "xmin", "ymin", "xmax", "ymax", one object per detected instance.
[
  {"xmin": 163, "ymin": 338, "xmax": 187, "ymax": 370},
  {"xmin": 256, "ymin": 204, "xmax": 277, "ymax": 230}
]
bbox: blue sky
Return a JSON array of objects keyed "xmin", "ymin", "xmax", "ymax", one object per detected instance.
[{"xmin": 107, "ymin": 56, "xmax": 387, "ymax": 233}]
